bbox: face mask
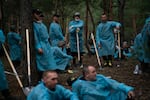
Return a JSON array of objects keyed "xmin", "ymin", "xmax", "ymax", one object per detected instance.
[
  {"xmin": 75, "ymin": 18, "xmax": 80, "ymax": 21},
  {"xmin": 36, "ymin": 20, "xmax": 42, "ymax": 23}
]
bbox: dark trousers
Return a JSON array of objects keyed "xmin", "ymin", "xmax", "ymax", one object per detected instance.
[{"xmin": 102, "ymin": 55, "xmax": 112, "ymax": 62}]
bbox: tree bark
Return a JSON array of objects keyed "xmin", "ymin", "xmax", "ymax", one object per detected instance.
[
  {"xmin": 20, "ymin": 0, "xmax": 36, "ymax": 86},
  {"xmin": 109, "ymin": 0, "xmax": 113, "ymax": 20},
  {"xmin": 88, "ymin": 3, "xmax": 95, "ymax": 34},
  {"xmin": 118, "ymin": 0, "xmax": 126, "ymax": 42},
  {"xmin": 132, "ymin": 15, "xmax": 137, "ymax": 37},
  {"xmin": 103, "ymin": 0, "xmax": 107, "ymax": 14},
  {"xmin": 0, "ymin": 0, "xmax": 4, "ymax": 29},
  {"xmin": 85, "ymin": 0, "xmax": 89, "ymax": 54}
]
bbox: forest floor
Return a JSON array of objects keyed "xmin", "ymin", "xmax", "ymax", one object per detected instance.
[{"xmin": 0, "ymin": 54, "xmax": 150, "ymax": 100}]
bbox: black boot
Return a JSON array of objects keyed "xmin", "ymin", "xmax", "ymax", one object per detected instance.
[
  {"xmin": 102, "ymin": 56, "xmax": 108, "ymax": 67},
  {"xmin": 108, "ymin": 55, "xmax": 113, "ymax": 67}
]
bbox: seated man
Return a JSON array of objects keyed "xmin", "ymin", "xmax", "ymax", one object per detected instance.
[
  {"xmin": 27, "ymin": 70, "xmax": 78, "ymax": 100},
  {"xmin": 122, "ymin": 41, "xmax": 132, "ymax": 59},
  {"xmin": 51, "ymin": 46, "xmax": 73, "ymax": 71},
  {"xmin": 72, "ymin": 65, "xmax": 134, "ymax": 100}
]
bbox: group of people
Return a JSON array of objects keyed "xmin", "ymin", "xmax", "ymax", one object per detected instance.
[
  {"xmin": 28, "ymin": 9, "xmax": 135, "ymax": 100},
  {"xmin": 27, "ymin": 65, "xmax": 135, "ymax": 100},
  {"xmin": 32, "ymin": 9, "xmax": 73, "ymax": 80},
  {"xmin": 0, "ymin": 27, "xmax": 20, "ymax": 99},
  {"xmin": 114, "ymin": 41, "xmax": 133, "ymax": 60},
  {"xmin": 0, "ymin": 7, "xmax": 149, "ymax": 99}
]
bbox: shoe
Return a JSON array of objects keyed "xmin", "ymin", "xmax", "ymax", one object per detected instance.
[
  {"xmin": 108, "ymin": 61, "xmax": 112, "ymax": 67},
  {"xmin": 80, "ymin": 64, "xmax": 83, "ymax": 69},
  {"xmin": 133, "ymin": 65, "xmax": 139, "ymax": 75},
  {"xmin": 103, "ymin": 62, "xmax": 108, "ymax": 67},
  {"xmin": 67, "ymin": 70, "xmax": 74, "ymax": 74}
]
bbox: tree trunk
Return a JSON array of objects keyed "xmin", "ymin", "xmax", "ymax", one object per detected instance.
[
  {"xmin": 85, "ymin": 0, "xmax": 89, "ymax": 54},
  {"xmin": 109, "ymin": 0, "xmax": 113, "ymax": 20},
  {"xmin": 54, "ymin": 0, "xmax": 58, "ymax": 14},
  {"xmin": 132, "ymin": 15, "xmax": 137, "ymax": 37},
  {"xmin": 118, "ymin": 0, "xmax": 126, "ymax": 42},
  {"xmin": 88, "ymin": 3, "xmax": 95, "ymax": 34},
  {"xmin": 60, "ymin": 0, "xmax": 65, "ymax": 34},
  {"xmin": 85, "ymin": 0, "xmax": 96, "ymax": 54},
  {"xmin": 103, "ymin": 0, "xmax": 107, "ymax": 14},
  {"xmin": 0, "ymin": 0, "xmax": 2, "ymax": 27},
  {"xmin": 20, "ymin": 0, "xmax": 36, "ymax": 86},
  {"xmin": 0, "ymin": 0, "xmax": 4, "ymax": 29}
]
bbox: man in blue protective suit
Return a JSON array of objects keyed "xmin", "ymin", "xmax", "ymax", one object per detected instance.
[
  {"xmin": 133, "ymin": 33, "xmax": 143, "ymax": 74},
  {"xmin": 27, "ymin": 70, "xmax": 79, "ymax": 100},
  {"xmin": 122, "ymin": 41, "xmax": 132, "ymax": 59},
  {"xmin": 69, "ymin": 12, "xmax": 84, "ymax": 67},
  {"xmin": 96, "ymin": 13, "xmax": 121, "ymax": 67},
  {"xmin": 72, "ymin": 65, "xmax": 135, "ymax": 100},
  {"xmin": 51, "ymin": 46, "xmax": 73, "ymax": 72},
  {"xmin": 33, "ymin": 9, "xmax": 72, "ymax": 80},
  {"xmin": 0, "ymin": 29, "xmax": 18, "ymax": 100},
  {"xmin": 33, "ymin": 9, "xmax": 57, "ymax": 79},
  {"xmin": 49, "ymin": 14, "xmax": 66, "ymax": 52},
  {"xmin": 140, "ymin": 16, "xmax": 150, "ymax": 74},
  {"xmin": 7, "ymin": 25, "xmax": 22, "ymax": 68}
]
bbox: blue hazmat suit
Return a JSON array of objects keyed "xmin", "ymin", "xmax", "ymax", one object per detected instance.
[
  {"xmin": 96, "ymin": 21, "xmax": 121, "ymax": 57},
  {"xmin": 133, "ymin": 33, "xmax": 144, "ymax": 61},
  {"xmin": 49, "ymin": 22, "xmax": 66, "ymax": 53},
  {"xmin": 7, "ymin": 32, "xmax": 22, "ymax": 61},
  {"xmin": 141, "ymin": 17, "xmax": 150, "ymax": 63},
  {"xmin": 0, "ymin": 29, "xmax": 9, "ymax": 91},
  {"xmin": 49, "ymin": 22, "xmax": 64, "ymax": 46},
  {"xmin": 69, "ymin": 19, "xmax": 84, "ymax": 53},
  {"xmin": 72, "ymin": 74, "xmax": 134, "ymax": 100},
  {"xmin": 33, "ymin": 21, "xmax": 56, "ymax": 71},
  {"xmin": 114, "ymin": 49, "xmax": 119, "ymax": 59},
  {"xmin": 51, "ymin": 47, "xmax": 73, "ymax": 70},
  {"xmin": 27, "ymin": 82, "xmax": 79, "ymax": 100},
  {"xmin": 122, "ymin": 48, "xmax": 132, "ymax": 58}
]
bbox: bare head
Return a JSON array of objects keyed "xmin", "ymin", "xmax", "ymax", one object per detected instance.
[
  {"xmin": 122, "ymin": 41, "xmax": 128, "ymax": 48},
  {"xmin": 53, "ymin": 14, "xmax": 60, "ymax": 23},
  {"xmin": 42, "ymin": 70, "xmax": 58, "ymax": 90},
  {"xmin": 82, "ymin": 65, "xmax": 97, "ymax": 81},
  {"xmin": 101, "ymin": 13, "xmax": 107, "ymax": 23}
]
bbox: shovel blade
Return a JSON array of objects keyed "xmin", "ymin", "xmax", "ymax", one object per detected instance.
[{"xmin": 23, "ymin": 86, "xmax": 34, "ymax": 96}]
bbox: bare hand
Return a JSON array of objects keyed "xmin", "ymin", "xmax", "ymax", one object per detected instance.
[
  {"xmin": 128, "ymin": 91, "xmax": 135, "ymax": 99},
  {"xmin": 38, "ymin": 48, "xmax": 43, "ymax": 54},
  {"xmin": 76, "ymin": 28, "xmax": 80, "ymax": 32},
  {"xmin": 98, "ymin": 44, "xmax": 102, "ymax": 48}
]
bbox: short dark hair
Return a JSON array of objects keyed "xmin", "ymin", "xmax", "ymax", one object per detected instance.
[
  {"xmin": 53, "ymin": 14, "xmax": 60, "ymax": 17},
  {"xmin": 82, "ymin": 65, "xmax": 90, "ymax": 77},
  {"xmin": 10, "ymin": 25, "xmax": 16, "ymax": 32},
  {"xmin": 42, "ymin": 70, "xmax": 57, "ymax": 78},
  {"xmin": 101, "ymin": 13, "xmax": 107, "ymax": 16}
]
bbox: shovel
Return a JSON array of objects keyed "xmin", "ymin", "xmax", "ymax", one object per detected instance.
[
  {"xmin": 5, "ymin": 71, "xmax": 22, "ymax": 77},
  {"xmin": 117, "ymin": 30, "xmax": 121, "ymax": 59},
  {"xmin": 91, "ymin": 33, "xmax": 102, "ymax": 70},
  {"xmin": 2, "ymin": 44, "xmax": 30, "ymax": 96},
  {"xmin": 76, "ymin": 28, "xmax": 80, "ymax": 62},
  {"xmin": 25, "ymin": 29, "xmax": 34, "ymax": 95}
]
